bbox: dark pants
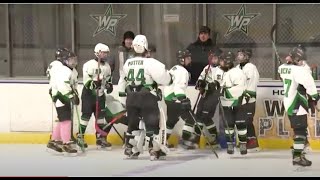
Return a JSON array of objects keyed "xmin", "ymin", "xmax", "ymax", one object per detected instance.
[
  {"xmin": 165, "ymin": 100, "xmax": 194, "ymax": 130},
  {"xmin": 126, "ymin": 90, "xmax": 160, "ymax": 135},
  {"xmin": 242, "ymin": 102, "xmax": 257, "ymax": 138},
  {"xmin": 195, "ymin": 92, "xmax": 219, "ymax": 136},
  {"xmin": 223, "ymin": 105, "xmax": 247, "ymax": 143},
  {"xmin": 80, "ymin": 87, "xmax": 112, "ymax": 135}
]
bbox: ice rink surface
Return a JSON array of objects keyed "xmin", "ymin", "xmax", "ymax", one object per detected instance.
[{"xmin": 1, "ymin": 144, "xmax": 320, "ymax": 177}]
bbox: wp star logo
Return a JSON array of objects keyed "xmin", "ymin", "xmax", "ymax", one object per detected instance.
[
  {"xmin": 90, "ymin": 5, "xmax": 127, "ymax": 37},
  {"xmin": 223, "ymin": 4, "xmax": 260, "ymax": 37}
]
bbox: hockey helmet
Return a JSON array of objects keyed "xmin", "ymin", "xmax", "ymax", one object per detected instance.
[
  {"xmin": 94, "ymin": 43, "xmax": 110, "ymax": 53},
  {"xmin": 220, "ymin": 51, "xmax": 235, "ymax": 70},
  {"xmin": 132, "ymin": 35, "xmax": 148, "ymax": 54},
  {"xmin": 289, "ymin": 44, "xmax": 306, "ymax": 61},
  {"xmin": 237, "ymin": 48, "xmax": 252, "ymax": 59}
]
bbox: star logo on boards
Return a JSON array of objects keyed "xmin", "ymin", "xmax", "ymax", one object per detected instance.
[
  {"xmin": 90, "ymin": 5, "xmax": 127, "ymax": 37},
  {"xmin": 223, "ymin": 4, "xmax": 260, "ymax": 37}
]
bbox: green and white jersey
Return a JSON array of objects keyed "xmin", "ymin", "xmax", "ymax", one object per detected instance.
[
  {"xmin": 220, "ymin": 67, "xmax": 246, "ymax": 107},
  {"xmin": 236, "ymin": 62, "xmax": 260, "ymax": 104},
  {"xmin": 82, "ymin": 59, "xmax": 112, "ymax": 96},
  {"xmin": 118, "ymin": 56, "xmax": 172, "ymax": 97},
  {"xmin": 49, "ymin": 63, "xmax": 78, "ymax": 107},
  {"xmin": 278, "ymin": 64, "xmax": 318, "ymax": 116},
  {"xmin": 163, "ymin": 65, "xmax": 189, "ymax": 101}
]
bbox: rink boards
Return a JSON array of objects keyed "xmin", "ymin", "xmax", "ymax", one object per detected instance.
[{"xmin": 0, "ymin": 79, "xmax": 320, "ymax": 150}]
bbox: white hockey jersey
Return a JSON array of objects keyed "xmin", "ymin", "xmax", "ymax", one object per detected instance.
[
  {"xmin": 83, "ymin": 59, "xmax": 112, "ymax": 96},
  {"xmin": 118, "ymin": 56, "xmax": 172, "ymax": 96},
  {"xmin": 49, "ymin": 63, "xmax": 78, "ymax": 107},
  {"xmin": 220, "ymin": 67, "xmax": 246, "ymax": 107},
  {"xmin": 301, "ymin": 60, "xmax": 312, "ymax": 75},
  {"xmin": 198, "ymin": 65, "xmax": 225, "ymax": 91},
  {"xmin": 163, "ymin": 65, "xmax": 189, "ymax": 101},
  {"xmin": 278, "ymin": 64, "xmax": 318, "ymax": 116},
  {"xmin": 236, "ymin": 62, "xmax": 260, "ymax": 104}
]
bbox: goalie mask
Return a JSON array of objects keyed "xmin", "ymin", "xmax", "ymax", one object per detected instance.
[
  {"xmin": 132, "ymin": 35, "xmax": 148, "ymax": 54},
  {"xmin": 220, "ymin": 51, "xmax": 235, "ymax": 72},
  {"xmin": 94, "ymin": 43, "xmax": 110, "ymax": 62},
  {"xmin": 176, "ymin": 49, "xmax": 192, "ymax": 67},
  {"xmin": 208, "ymin": 48, "xmax": 223, "ymax": 67}
]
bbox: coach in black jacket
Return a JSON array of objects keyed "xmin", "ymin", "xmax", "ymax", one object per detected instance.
[{"xmin": 186, "ymin": 26, "xmax": 216, "ymax": 85}]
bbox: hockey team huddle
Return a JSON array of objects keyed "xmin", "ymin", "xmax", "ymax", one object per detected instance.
[{"xmin": 46, "ymin": 33, "xmax": 319, "ymax": 167}]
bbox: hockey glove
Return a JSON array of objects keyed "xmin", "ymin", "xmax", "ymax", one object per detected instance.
[
  {"xmin": 195, "ymin": 79, "xmax": 206, "ymax": 90},
  {"xmin": 105, "ymin": 82, "xmax": 113, "ymax": 94},
  {"xmin": 208, "ymin": 80, "xmax": 220, "ymax": 91},
  {"xmin": 71, "ymin": 95, "xmax": 80, "ymax": 105},
  {"xmin": 156, "ymin": 88, "xmax": 163, "ymax": 101},
  {"xmin": 92, "ymin": 80, "xmax": 102, "ymax": 89},
  {"xmin": 244, "ymin": 92, "xmax": 251, "ymax": 104},
  {"xmin": 49, "ymin": 88, "xmax": 52, "ymax": 97},
  {"xmin": 179, "ymin": 97, "xmax": 191, "ymax": 111}
]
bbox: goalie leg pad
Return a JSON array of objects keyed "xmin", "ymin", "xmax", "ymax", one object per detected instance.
[{"xmin": 127, "ymin": 130, "xmax": 146, "ymax": 153}]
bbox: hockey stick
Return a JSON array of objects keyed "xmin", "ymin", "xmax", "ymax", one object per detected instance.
[
  {"xmin": 192, "ymin": 60, "xmax": 212, "ymax": 113},
  {"xmin": 217, "ymin": 95, "xmax": 233, "ymax": 147},
  {"xmin": 73, "ymin": 103, "xmax": 86, "ymax": 153},
  {"xmin": 102, "ymin": 111, "xmax": 126, "ymax": 130},
  {"xmin": 270, "ymin": 24, "xmax": 282, "ymax": 65},
  {"xmin": 188, "ymin": 110, "xmax": 219, "ymax": 158}
]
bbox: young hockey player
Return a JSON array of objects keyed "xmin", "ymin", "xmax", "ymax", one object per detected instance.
[
  {"xmin": 78, "ymin": 43, "xmax": 114, "ymax": 150},
  {"xmin": 286, "ymin": 46, "xmax": 313, "ymax": 152},
  {"xmin": 118, "ymin": 34, "xmax": 172, "ymax": 160},
  {"xmin": 235, "ymin": 49, "xmax": 260, "ymax": 151},
  {"xmin": 219, "ymin": 51, "xmax": 247, "ymax": 155},
  {"xmin": 46, "ymin": 48, "xmax": 79, "ymax": 156},
  {"xmin": 278, "ymin": 46, "xmax": 319, "ymax": 167},
  {"xmin": 163, "ymin": 49, "xmax": 197, "ymax": 149},
  {"xmin": 193, "ymin": 48, "xmax": 223, "ymax": 147}
]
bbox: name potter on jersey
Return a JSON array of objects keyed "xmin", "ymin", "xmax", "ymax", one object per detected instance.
[{"xmin": 128, "ymin": 60, "xmax": 143, "ymax": 66}]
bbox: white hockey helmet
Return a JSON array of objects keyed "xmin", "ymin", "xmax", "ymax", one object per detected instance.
[
  {"xmin": 94, "ymin": 43, "xmax": 110, "ymax": 53},
  {"xmin": 132, "ymin": 35, "xmax": 148, "ymax": 54}
]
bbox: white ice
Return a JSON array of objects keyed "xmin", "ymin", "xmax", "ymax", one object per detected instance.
[{"xmin": 0, "ymin": 144, "xmax": 319, "ymax": 177}]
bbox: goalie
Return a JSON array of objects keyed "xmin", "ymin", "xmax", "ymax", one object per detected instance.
[{"xmin": 118, "ymin": 35, "xmax": 172, "ymax": 160}]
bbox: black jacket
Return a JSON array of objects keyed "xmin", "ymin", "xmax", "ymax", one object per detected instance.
[{"xmin": 186, "ymin": 38, "xmax": 215, "ymax": 85}]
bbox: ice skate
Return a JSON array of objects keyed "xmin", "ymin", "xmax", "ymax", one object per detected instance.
[
  {"xmin": 292, "ymin": 152, "xmax": 312, "ymax": 172},
  {"xmin": 227, "ymin": 142, "xmax": 234, "ymax": 155},
  {"xmin": 46, "ymin": 140, "xmax": 63, "ymax": 154},
  {"xmin": 181, "ymin": 140, "xmax": 198, "ymax": 150},
  {"xmin": 96, "ymin": 136, "xmax": 112, "ymax": 150},
  {"xmin": 239, "ymin": 142, "xmax": 247, "ymax": 155},
  {"xmin": 62, "ymin": 142, "xmax": 78, "ymax": 156},
  {"xmin": 124, "ymin": 145, "xmax": 140, "ymax": 159},
  {"xmin": 247, "ymin": 137, "xmax": 260, "ymax": 152},
  {"xmin": 149, "ymin": 148, "xmax": 166, "ymax": 161}
]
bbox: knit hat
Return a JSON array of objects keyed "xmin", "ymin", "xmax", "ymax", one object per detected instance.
[{"xmin": 123, "ymin": 31, "xmax": 135, "ymax": 41}]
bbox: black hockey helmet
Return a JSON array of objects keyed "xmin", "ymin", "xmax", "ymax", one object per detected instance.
[
  {"xmin": 220, "ymin": 51, "xmax": 235, "ymax": 69},
  {"xmin": 237, "ymin": 48, "xmax": 252, "ymax": 59},
  {"xmin": 55, "ymin": 48, "xmax": 72, "ymax": 61},
  {"xmin": 289, "ymin": 45, "xmax": 306, "ymax": 61},
  {"xmin": 176, "ymin": 49, "xmax": 191, "ymax": 63},
  {"xmin": 208, "ymin": 47, "xmax": 223, "ymax": 58}
]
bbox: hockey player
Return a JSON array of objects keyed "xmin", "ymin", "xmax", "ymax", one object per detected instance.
[
  {"xmin": 193, "ymin": 48, "xmax": 223, "ymax": 147},
  {"xmin": 235, "ymin": 49, "xmax": 260, "ymax": 151},
  {"xmin": 118, "ymin": 34, "xmax": 172, "ymax": 160},
  {"xmin": 164, "ymin": 49, "xmax": 198, "ymax": 149},
  {"xmin": 47, "ymin": 48, "xmax": 79, "ymax": 155},
  {"xmin": 219, "ymin": 51, "xmax": 247, "ymax": 155},
  {"xmin": 278, "ymin": 47, "xmax": 319, "ymax": 167},
  {"xmin": 79, "ymin": 43, "xmax": 114, "ymax": 150}
]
